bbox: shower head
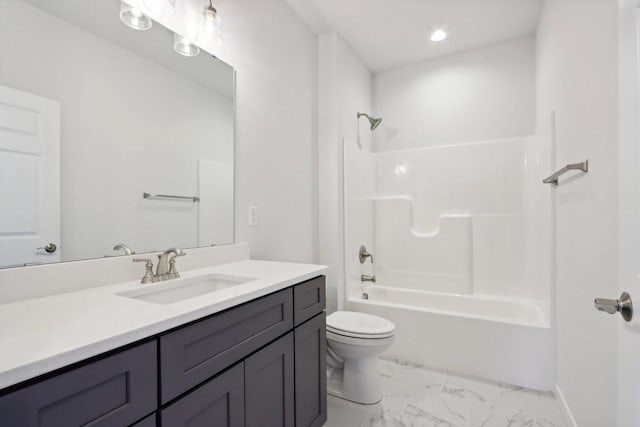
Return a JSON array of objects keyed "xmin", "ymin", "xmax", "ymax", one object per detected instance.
[{"xmin": 357, "ymin": 112, "xmax": 383, "ymax": 130}]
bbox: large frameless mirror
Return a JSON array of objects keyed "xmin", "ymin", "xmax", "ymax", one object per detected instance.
[{"xmin": 0, "ymin": 0, "xmax": 235, "ymax": 269}]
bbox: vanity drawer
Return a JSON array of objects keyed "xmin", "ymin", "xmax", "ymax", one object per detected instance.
[
  {"xmin": 159, "ymin": 288, "xmax": 293, "ymax": 403},
  {"xmin": 0, "ymin": 341, "xmax": 157, "ymax": 427},
  {"xmin": 293, "ymin": 276, "xmax": 326, "ymax": 326}
]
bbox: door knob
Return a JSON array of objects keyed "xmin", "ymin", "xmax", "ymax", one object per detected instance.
[
  {"xmin": 37, "ymin": 243, "xmax": 57, "ymax": 254},
  {"xmin": 594, "ymin": 292, "xmax": 633, "ymax": 322}
]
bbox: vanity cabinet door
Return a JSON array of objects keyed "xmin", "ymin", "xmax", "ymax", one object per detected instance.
[
  {"xmin": 160, "ymin": 363, "xmax": 244, "ymax": 427},
  {"xmin": 132, "ymin": 413, "xmax": 156, "ymax": 427},
  {"xmin": 245, "ymin": 332, "xmax": 295, "ymax": 427},
  {"xmin": 294, "ymin": 313, "xmax": 327, "ymax": 427},
  {"xmin": 0, "ymin": 341, "xmax": 157, "ymax": 427}
]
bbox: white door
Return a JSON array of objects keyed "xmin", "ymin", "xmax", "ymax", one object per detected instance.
[
  {"xmin": 0, "ymin": 84, "xmax": 60, "ymax": 268},
  {"xmin": 617, "ymin": 3, "xmax": 640, "ymax": 426}
]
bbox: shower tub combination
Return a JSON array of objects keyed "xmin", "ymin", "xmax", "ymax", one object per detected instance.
[
  {"xmin": 343, "ymin": 137, "xmax": 554, "ymax": 391},
  {"xmin": 346, "ymin": 286, "xmax": 553, "ymax": 391}
]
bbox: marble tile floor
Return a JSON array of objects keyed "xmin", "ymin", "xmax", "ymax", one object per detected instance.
[{"xmin": 325, "ymin": 356, "xmax": 567, "ymax": 427}]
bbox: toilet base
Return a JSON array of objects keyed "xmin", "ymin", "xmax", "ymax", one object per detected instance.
[{"xmin": 326, "ymin": 357, "xmax": 383, "ymax": 404}]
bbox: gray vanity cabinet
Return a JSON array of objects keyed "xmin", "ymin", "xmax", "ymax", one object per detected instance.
[
  {"xmin": 160, "ymin": 363, "xmax": 245, "ymax": 427},
  {"xmin": 159, "ymin": 288, "xmax": 294, "ymax": 404},
  {"xmin": 293, "ymin": 276, "xmax": 326, "ymax": 326},
  {"xmin": 245, "ymin": 332, "xmax": 295, "ymax": 427},
  {"xmin": 0, "ymin": 276, "xmax": 326, "ymax": 427},
  {"xmin": 0, "ymin": 341, "xmax": 157, "ymax": 427},
  {"xmin": 132, "ymin": 413, "xmax": 157, "ymax": 427},
  {"xmin": 294, "ymin": 312, "xmax": 327, "ymax": 427}
]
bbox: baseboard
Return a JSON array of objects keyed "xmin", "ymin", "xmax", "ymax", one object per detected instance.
[{"xmin": 554, "ymin": 384, "xmax": 578, "ymax": 427}]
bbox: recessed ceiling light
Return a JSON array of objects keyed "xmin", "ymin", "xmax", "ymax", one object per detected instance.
[{"xmin": 430, "ymin": 30, "xmax": 447, "ymax": 42}]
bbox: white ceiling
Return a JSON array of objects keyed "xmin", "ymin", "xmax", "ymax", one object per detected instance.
[{"xmin": 287, "ymin": 0, "xmax": 544, "ymax": 72}]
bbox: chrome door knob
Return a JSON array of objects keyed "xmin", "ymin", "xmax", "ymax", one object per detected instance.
[
  {"xmin": 594, "ymin": 292, "xmax": 633, "ymax": 322},
  {"xmin": 37, "ymin": 243, "xmax": 57, "ymax": 254}
]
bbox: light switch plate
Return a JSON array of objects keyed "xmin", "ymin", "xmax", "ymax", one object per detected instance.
[{"xmin": 248, "ymin": 206, "xmax": 258, "ymax": 227}]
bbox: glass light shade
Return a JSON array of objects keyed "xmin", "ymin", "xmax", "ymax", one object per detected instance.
[
  {"xmin": 143, "ymin": 0, "xmax": 175, "ymax": 16},
  {"xmin": 120, "ymin": 1, "xmax": 152, "ymax": 31},
  {"xmin": 196, "ymin": 7, "xmax": 222, "ymax": 46},
  {"xmin": 173, "ymin": 34, "xmax": 200, "ymax": 57}
]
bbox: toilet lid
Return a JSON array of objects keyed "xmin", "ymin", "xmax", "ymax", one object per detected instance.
[{"xmin": 326, "ymin": 311, "xmax": 395, "ymax": 337}]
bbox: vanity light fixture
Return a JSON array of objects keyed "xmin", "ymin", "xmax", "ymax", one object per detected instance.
[
  {"xmin": 174, "ymin": 33, "xmax": 200, "ymax": 57},
  {"xmin": 119, "ymin": 1, "xmax": 152, "ymax": 31},
  {"xmin": 143, "ymin": 0, "xmax": 176, "ymax": 16},
  {"xmin": 197, "ymin": 0, "xmax": 222, "ymax": 46},
  {"xmin": 430, "ymin": 29, "xmax": 448, "ymax": 42}
]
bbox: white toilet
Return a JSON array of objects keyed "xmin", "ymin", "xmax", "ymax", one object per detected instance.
[{"xmin": 326, "ymin": 311, "xmax": 396, "ymax": 404}]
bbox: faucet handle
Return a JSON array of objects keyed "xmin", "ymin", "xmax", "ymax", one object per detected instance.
[
  {"xmin": 168, "ymin": 258, "xmax": 180, "ymax": 279},
  {"xmin": 133, "ymin": 258, "xmax": 156, "ymax": 284},
  {"xmin": 359, "ymin": 245, "xmax": 374, "ymax": 264},
  {"xmin": 167, "ymin": 249, "xmax": 186, "ymax": 279}
]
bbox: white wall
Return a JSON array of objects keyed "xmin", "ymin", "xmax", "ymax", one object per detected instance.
[
  {"xmin": 319, "ymin": 32, "xmax": 373, "ymax": 311},
  {"xmin": 373, "ymin": 36, "xmax": 536, "ymax": 152},
  {"xmin": 213, "ymin": 0, "xmax": 318, "ymax": 264},
  {"xmin": 0, "ymin": 0, "xmax": 233, "ymax": 261},
  {"xmin": 536, "ymin": 0, "xmax": 619, "ymax": 425}
]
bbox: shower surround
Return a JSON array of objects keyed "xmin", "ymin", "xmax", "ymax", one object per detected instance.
[{"xmin": 344, "ymin": 136, "xmax": 554, "ymax": 390}]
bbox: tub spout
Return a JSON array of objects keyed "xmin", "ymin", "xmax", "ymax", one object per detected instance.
[{"xmin": 361, "ymin": 274, "xmax": 376, "ymax": 283}]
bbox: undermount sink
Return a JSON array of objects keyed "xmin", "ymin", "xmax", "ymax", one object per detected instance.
[{"xmin": 117, "ymin": 274, "xmax": 257, "ymax": 304}]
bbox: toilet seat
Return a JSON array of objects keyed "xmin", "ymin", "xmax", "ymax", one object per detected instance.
[
  {"xmin": 327, "ymin": 311, "xmax": 395, "ymax": 339},
  {"xmin": 327, "ymin": 329, "xmax": 395, "ymax": 346},
  {"xmin": 326, "ymin": 326, "xmax": 394, "ymax": 340}
]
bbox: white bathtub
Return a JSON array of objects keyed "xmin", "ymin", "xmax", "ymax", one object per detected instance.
[{"xmin": 346, "ymin": 285, "xmax": 554, "ymax": 391}]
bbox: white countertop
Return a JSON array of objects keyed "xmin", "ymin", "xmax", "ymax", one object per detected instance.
[{"xmin": 0, "ymin": 260, "xmax": 327, "ymax": 389}]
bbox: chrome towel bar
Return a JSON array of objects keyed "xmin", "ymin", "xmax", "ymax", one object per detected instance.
[
  {"xmin": 143, "ymin": 192, "xmax": 200, "ymax": 202},
  {"xmin": 543, "ymin": 160, "xmax": 589, "ymax": 185}
]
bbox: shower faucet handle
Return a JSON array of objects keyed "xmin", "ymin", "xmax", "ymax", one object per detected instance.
[{"xmin": 359, "ymin": 245, "xmax": 374, "ymax": 264}]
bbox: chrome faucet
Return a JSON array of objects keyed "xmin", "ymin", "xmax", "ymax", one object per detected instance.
[
  {"xmin": 156, "ymin": 248, "xmax": 186, "ymax": 280},
  {"xmin": 361, "ymin": 274, "xmax": 376, "ymax": 283},
  {"xmin": 132, "ymin": 248, "xmax": 186, "ymax": 284},
  {"xmin": 113, "ymin": 243, "xmax": 135, "ymax": 255}
]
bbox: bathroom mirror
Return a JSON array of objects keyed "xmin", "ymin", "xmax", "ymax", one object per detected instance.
[{"xmin": 0, "ymin": 0, "xmax": 235, "ymax": 269}]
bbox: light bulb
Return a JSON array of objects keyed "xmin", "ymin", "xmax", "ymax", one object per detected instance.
[
  {"xmin": 174, "ymin": 34, "xmax": 200, "ymax": 57},
  {"xmin": 120, "ymin": 1, "xmax": 152, "ymax": 31},
  {"xmin": 196, "ymin": 2, "xmax": 222, "ymax": 46}
]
